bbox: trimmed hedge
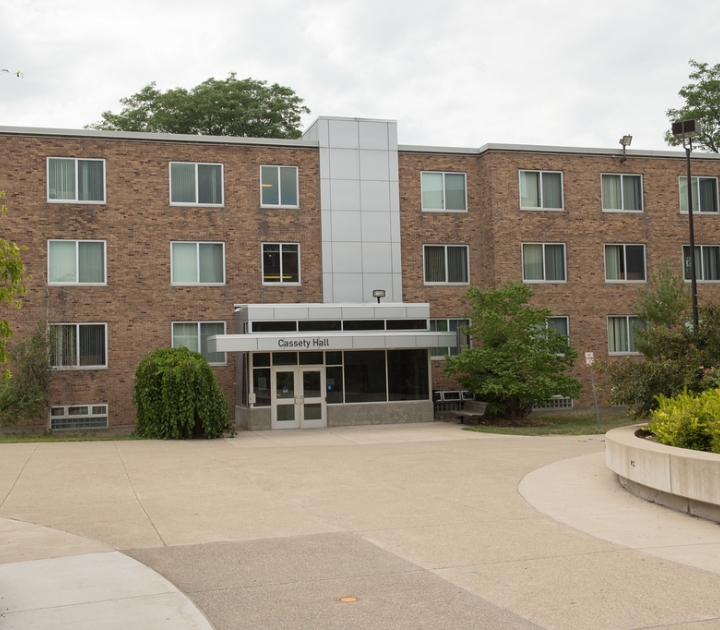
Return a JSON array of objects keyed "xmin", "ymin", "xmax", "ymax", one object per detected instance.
[{"xmin": 133, "ymin": 347, "xmax": 233, "ymax": 439}]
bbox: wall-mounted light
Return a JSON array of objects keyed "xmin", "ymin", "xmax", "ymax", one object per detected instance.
[
  {"xmin": 619, "ymin": 135, "xmax": 632, "ymax": 163},
  {"xmin": 372, "ymin": 289, "xmax": 386, "ymax": 304}
]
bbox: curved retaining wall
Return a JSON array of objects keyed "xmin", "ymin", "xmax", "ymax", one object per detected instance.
[{"xmin": 605, "ymin": 425, "xmax": 720, "ymax": 523}]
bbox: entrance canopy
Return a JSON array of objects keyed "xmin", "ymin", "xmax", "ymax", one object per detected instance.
[{"xmin": 207, "ymin": 302, "xmax": 460, "ymax": 354}]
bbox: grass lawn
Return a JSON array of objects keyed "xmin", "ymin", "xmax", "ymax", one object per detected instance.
[
  {"xmin": 0, "ymin": 432, "xmax": 140, "ymax": 444},
  {"xmin": 464, "ymin": 410, "xmax": 645, "ymax": 436}
]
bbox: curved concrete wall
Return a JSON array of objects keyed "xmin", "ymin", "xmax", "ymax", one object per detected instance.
[{"xmin": 605, "ymin": 425, "xmax": 720, "ymax": 522}]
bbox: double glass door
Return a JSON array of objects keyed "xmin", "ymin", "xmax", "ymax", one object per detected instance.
[{"xmin": 272, "ymin": 367, "xmax": 326, "ymax": 429}]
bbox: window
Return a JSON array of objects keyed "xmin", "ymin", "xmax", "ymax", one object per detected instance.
[
  {"xmin": 519, "ymin": 170, "xmax": 563, "ymax": 209},
  {"xmin": 48, "ymin": 240, "xmax": 106, "ymax": 284},
  {"xmin": 262, "ymin": 243, "xmax": 300, "ymax": 284},
  {"xmin": 608, "ymin": 316, "xmax": 643, "ymax": 354},
  {"xmin": 430, "ymin": 319, "xmax": 470, "ymax": 359},
  {"xmin": 261, "ymin": 166, "xmax": 298, "ymax": 207},
  {"xmin": 50, "ymin": 404, "xmax": 108, "ymax": 430},
  {"xmin": 47, "ymin": 158, "xmax": 105, "ymax": 203},
  {"xmin": 421, "ymin": 172, "xmax": 467, "ymax": 211},
  {"xmin": 50, "ymin": 323, "xmax": 107, "ymax": 368},
  {"xmin": 344, "ymin": 350, "xmax": 387, "ymax": 403},
  {"xmin": 522, "ymin": 243, "xmax": 566, "ymax": 282},
  {"xmin": 602, "ymin": 174, "xmax": 643, "ymax": 211},
  {"xmin": 170, "ymin": 163, "xmax": 223, "ymax": 205},
  {"xmin": 171, "ymin": 242, "xmax": 224, "ymax": 284},
  {"xmin": 547, "ymin": 316, "xmax": 569, "ymax": 337},
  {"xmin": 172, "ymin": 322, "xmax": 226, "ymax": 364},
  {"xmin": 680, "ymin": 176, "xmax": 719, "ymax": 214},
  {"xmin": 423, "ymin": 245, "xmax": 469, "ymax": 284},
  {"xmin": 683, "ymin": 245, "xmax": 720, "ymax": 281},
  {"xmin": 605, "ymin": 244, "xmax": 646, "ymax": 282}
]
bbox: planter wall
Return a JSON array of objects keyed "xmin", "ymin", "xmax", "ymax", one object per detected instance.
[{"xmin": 605, "ymin": 425, "xmax": 720, "ymax": 523}]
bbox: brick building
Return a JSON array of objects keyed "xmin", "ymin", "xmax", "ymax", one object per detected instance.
[{"xmin": 1, "ymin": 116, "xmax": 719, "ymax": 430}]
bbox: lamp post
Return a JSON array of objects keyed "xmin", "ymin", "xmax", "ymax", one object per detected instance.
[{"xmin": 672, "ymin": 119, "xmax": 703, "ymax": 332}]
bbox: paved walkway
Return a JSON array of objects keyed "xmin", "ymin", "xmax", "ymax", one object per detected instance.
[{"xmin": 2, "ymin": 422, "xmax": 720, "ymax": 629}]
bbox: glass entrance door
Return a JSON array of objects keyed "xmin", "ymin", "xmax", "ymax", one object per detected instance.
[{"xmin": 271, "ymin": 368, "xmax": 326, "ymax": 429}]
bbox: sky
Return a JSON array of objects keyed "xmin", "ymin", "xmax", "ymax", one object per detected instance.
[{"xmin": 2, "ymin": 0, "xmax": 719, "ymax": 152}]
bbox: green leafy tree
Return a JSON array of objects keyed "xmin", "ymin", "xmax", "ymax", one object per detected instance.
[
  {"xmin": 633, "ymin": 261, "xmax": 691, "ymax": 357},
  {"xmin": 0, "ymin": 192, "xmax": 28, "ymax": 371},
  {"xmin": 133, "ymin": 346, "xmax": 233, "ymax": 439},
  {"xmin": 0, "ymin": 320, "xmax": 50, "ymax": 426},
  {"xmin": 665, "ymin": 60, "xmax": 720, "ymax": 152},
  {"xmin": 600, "ymin": 264, "xmax": 720, "ymax": 416},
  {"xmin": 443, "ymin": 283, "xmax": 582, "ymax": 424},
  {"xmin": 87, "ymin": 74, "xmax": 310, "ymax": 139}
]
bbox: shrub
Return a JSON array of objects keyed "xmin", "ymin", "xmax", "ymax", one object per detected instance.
[
  {"xmin": 133, "ymin": 346, "xmax": 233, "ymax": 439},
  {"xmin": 647, "ymin": 389, "xmax": 720, "ymax": 452},
  {"xmin": 0, "ymin": 320, "xmax": 50, "ymax": 426}
]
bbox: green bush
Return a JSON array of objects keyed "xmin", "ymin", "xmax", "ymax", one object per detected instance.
[
  {"xmin": 133, "ymin": 347, "xmax": 233, "ymax": 439},
  {"xmin": 0, "ymin": 320, "xmax": 50, "ymax": 427},
  {"xmin": 647, "ymin": 389, "xmax": 720, "ymax": 452}
]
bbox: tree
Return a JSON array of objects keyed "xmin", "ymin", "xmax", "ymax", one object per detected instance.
[
  {"xmin": 133, "ymin": 346, "xmax": 233, "ymax": 439},
  {"xmin": 443, "ymin": 283, "xmax": 582, "ymax": 424},
  {"xmin": 87, "ymin": 74, "xmax": 310, "ymax": 139},
  {"xmin": 600, "ymin": 264, "xmax": 720, "ymax": 417},
  {"xmin": 665, "ymin": 60, "xmax": 720, "ymax": 152},
  {"xmin": 0, "ymin": 320, "xmax": 50, "ymax": 426},
  {"xmin": 0, "ymin": 192, "xmax": 27, "ymax": 371}
]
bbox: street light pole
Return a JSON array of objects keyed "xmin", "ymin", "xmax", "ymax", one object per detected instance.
[{"xmin": 672, "ymin": 120, "xmax": 702, "ymax": 333}]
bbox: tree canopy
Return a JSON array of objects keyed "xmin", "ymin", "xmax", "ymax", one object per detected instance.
[
  {"xmin": 443, "ymin": 283, "xmax": 582, "ymax": 423},
  {"xmin": 600, "ymin": 263, "xmax": 720, "ymax": 417},
  {"xmin": 87, "ymin": 74, "xmax": 310, "ymax": 139},
  {"xmin": 0, "ymin": 192, "xmax": 28, "ymax": 372},
  {"xmin": 665, "ymin": 60, "xmax": 720, "ymax": 152}
]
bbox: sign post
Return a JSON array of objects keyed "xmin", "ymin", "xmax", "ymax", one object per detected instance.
[{"xmin": 584, "ymin": 352, "xmax": 601, "ymax": 430}]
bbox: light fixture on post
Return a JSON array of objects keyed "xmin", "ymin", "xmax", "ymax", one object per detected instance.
[
  {"xmin": 619, "ymin": 135, "xmax": 632, "ymax": 163},
  {"xmin": 372, "ymin": 289, "xmax": 386, "ymax": 304},
  {"xmin": 672, "ymin": 119, "xmax": 703, "ymax": 332}
]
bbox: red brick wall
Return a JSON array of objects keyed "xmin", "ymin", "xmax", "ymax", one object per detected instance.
[
  {"xmin": 399, "ymin": 148, "xmax": 720, "ymax": 407},
  {"xmin": 0, "ymin": 133, "xmax": 321, "ymax": 428}
]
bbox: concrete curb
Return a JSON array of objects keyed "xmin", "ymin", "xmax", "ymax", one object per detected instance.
[{"xmin": 605, "ymin": 424, "xmax": 720, "ymax": 522}]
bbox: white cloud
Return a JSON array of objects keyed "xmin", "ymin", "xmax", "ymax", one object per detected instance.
[{"xmin": 2, "ymin": 0, "xmax": 720, "ymax": 150}]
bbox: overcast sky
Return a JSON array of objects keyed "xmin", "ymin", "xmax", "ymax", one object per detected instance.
[{"xmin": 2, "ymin": 0, "xmax": 719, "ymax": 151}]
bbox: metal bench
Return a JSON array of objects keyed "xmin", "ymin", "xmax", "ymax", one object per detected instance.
[{"xmin": 451, "ymin": 400, "xmax": 489, "ymax": 425}]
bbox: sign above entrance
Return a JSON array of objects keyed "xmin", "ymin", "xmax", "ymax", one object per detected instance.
[
  {"xmin": 277, "ymin": 338, "xmax": 331, "ymax": 349},
  {"xmin": 208, "ymin": 331, "xmax": 458, "ymax": 353}
]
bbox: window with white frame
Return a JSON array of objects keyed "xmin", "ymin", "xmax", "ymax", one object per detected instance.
[
  {"xmin": 607, "ymin": 316, "xmax": 643, "ymax": 354},
  {"xmin": 50, "ymin": 323, "xmax": 107, "ymax": 368},
  {"xmin": 679, "ymin": 176, "xmax": 719, "ymax": 214},
  {"xmin": 519, "ymin": 170, "xmax": 563, "ymax": 209},
  {"xmin": 172, "ymin": 321, "xmax": 226, "ymax": 364},
  {"xmin": 522, "ymin": 243, "xmax": 566, "ymax": 282},
  {"xmin": 423, "ymin": 245, "xmax": 469, "ymax": 284},
  {"xmin": 429, "ymin": 318, "xmax": 470, "ymax": 358},
  {"xmin": 170, "ymin": 162, "xmax": 223, "ymax": 205},
  {"xmin": 262, "ymin": 243, "xmax": 300, "ymax": 284},
  {"xmin": 47, "ymin": 157, "xmax": 105, "ymax": 203},
  {"xmin": 261, "ymin": 165, "xmax": 298, "ymax": 207},
  {"xmin": 683, "ymin": 245, "xmax": 720, "ymax": 281},
  {"xmin": 48, "ymin": 240, "xmax": 106, "ymax": 284},
  {"xmin": 421, "ymin": 172, "xmax": 467, "ymax": 211},
  {"xmin": 171, "ymin": 242, "xmax": 225, "ymax": 284},
  {"xmin": 605, "ymin": 244, "xmax": 646, "ymax": 281},
  {"xmin": 50, "ymin": 404, "xmax": 108, "ymax": 430},
  {"xmin": 547, "ymin": 316, "xmax": 569, "ymax": 337},
  {"xmin": 602, "ymin": 174, "xmax": 643, "ymax": 211}
]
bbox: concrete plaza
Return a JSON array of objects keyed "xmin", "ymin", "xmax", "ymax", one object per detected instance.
[{"xmin": 2, "ymin": 422, "xmax": 720, "ymax": 629}]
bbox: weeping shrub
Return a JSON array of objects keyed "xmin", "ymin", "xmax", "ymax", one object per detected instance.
[{"xmin": 133, "ymin": 346, "xmax": 233, "ymax": 439}]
